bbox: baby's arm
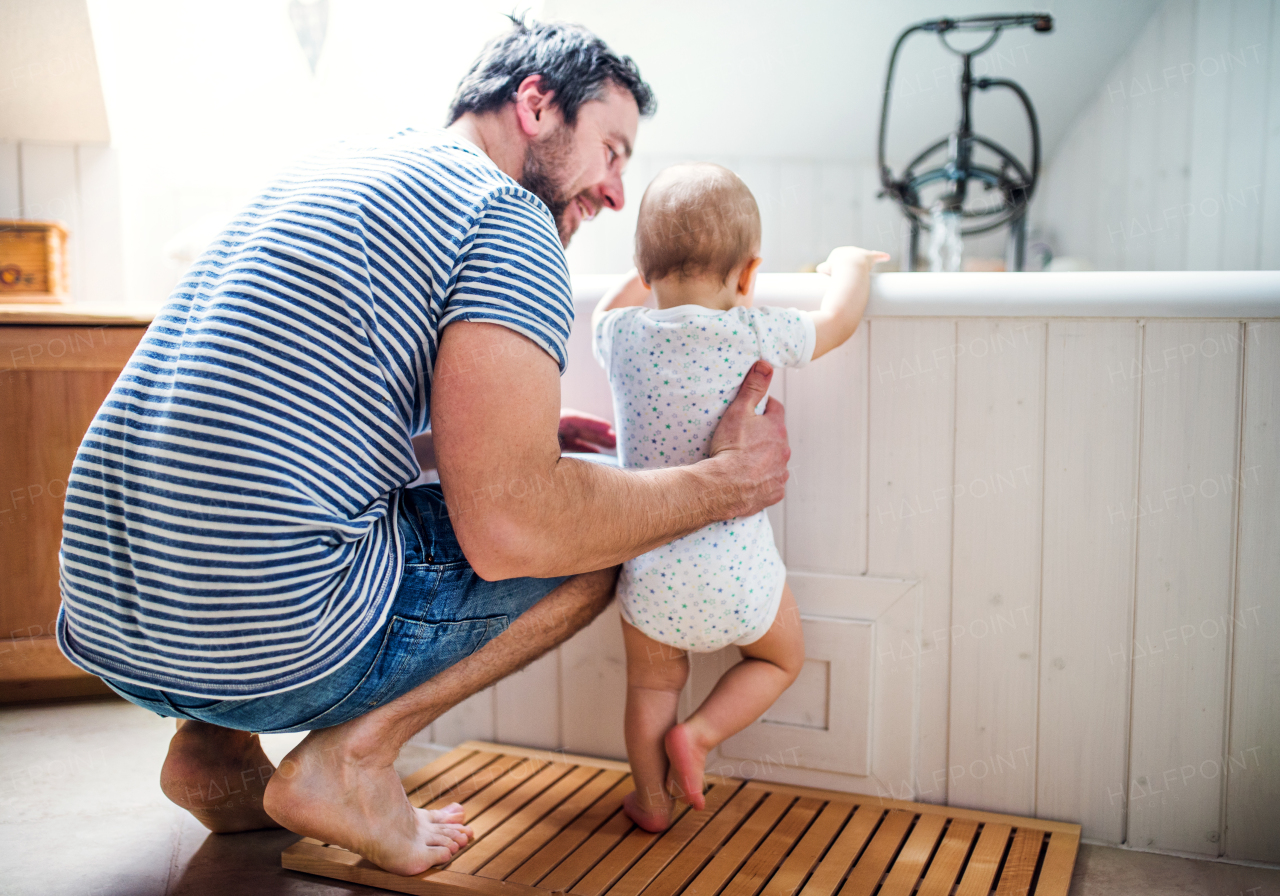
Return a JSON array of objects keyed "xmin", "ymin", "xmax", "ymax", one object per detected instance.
[
  {"xmin": 809, "ymin": 247, "xmax": 890, "ymax": 360},
  {"xmin": 592, "ymin": 268, "xmax": 652, "ymax": 332}
]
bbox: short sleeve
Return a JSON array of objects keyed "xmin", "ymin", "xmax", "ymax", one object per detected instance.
[
  {"xmin": 748, "ymin": 307, "xmax": 816, "ymax": 368},
  {"xmin": 591, "ymin": 307, "xmax": 631, "ymax": 370},
  {"xmin": 441, "ymin": 189, "xmax": 575, "ymax": 371}
]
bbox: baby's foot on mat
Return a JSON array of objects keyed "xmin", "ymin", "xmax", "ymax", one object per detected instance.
[
  {"xmin": 623, "ymin": 791, "xmax": 673, "ymax": 832},
  {"xmin": 664, "ymin": 723, "xmax": 709, "ymax": 811}
]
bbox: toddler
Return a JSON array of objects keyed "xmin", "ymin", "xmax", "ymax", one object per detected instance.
[{"xmin": 592, "ymin": 162, "xmax": 887, "ymax": 831}]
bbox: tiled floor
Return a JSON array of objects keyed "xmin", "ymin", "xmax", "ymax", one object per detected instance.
[{"xmin": 1, "ymin": 698, "xmax": 1276, "ymax": 896}]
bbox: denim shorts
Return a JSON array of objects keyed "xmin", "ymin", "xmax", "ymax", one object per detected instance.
[{"xmin": 101, "ymin": 484, "xmax": 569, "ymax": 734}]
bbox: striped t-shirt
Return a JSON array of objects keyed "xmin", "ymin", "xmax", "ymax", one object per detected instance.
[{"xmin": 57, "ymin": 129, "xmax": 574, "ymax": 698}]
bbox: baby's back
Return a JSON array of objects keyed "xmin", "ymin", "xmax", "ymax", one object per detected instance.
[{"xmin": 593, "ymin": 304, "xmax": 815, "ymax": 470}]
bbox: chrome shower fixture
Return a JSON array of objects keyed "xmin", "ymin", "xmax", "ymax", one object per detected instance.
[{"xmin": 877, "ymin": 13, "xmax": 1054, "ymax": 271}]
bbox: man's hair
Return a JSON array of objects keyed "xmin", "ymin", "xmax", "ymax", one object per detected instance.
[
  {"xmin": 635, "ymin": 163, "xmax": 761, "ymax": 284},
  {"xmin": 447, "ymin": 16, "xmax": 656, "ymax": 127}
]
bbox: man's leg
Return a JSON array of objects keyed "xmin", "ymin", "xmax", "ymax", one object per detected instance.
[{"xmin": 257, "ymin": 566, "xmax": 616, "ymax": 874}]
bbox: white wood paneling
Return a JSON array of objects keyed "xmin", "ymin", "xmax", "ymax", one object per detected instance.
[
  {"xmin": 723, "ymin": 615, "xmax": 873, "ymax": 776},
  {"xmin": 1224, "ymin": 321, "xmax": 1280, "ymax": 863},
  {"xmin": 1262, "ymin": 4, "xmax": 1280, "ymax": 269},
  {"xmin": 1151, "ymin": 0, "xmax": 1195, "ymax": 272},
  {"xmin": 817, "ymin": 163, "xmax": 861, "ymax": 256},
  {"xmin": 1174, "ymin": 0, "xmax": 1231, "ymax": 268},
  {"xmin": 736, "ymin": 160, "xmax": 781, "ymax": 273},
  {"xmin": 1034, "ymin": 0, "xmax": 1280, "ymax": 272},
  {"xmin": 778, "ymin": 162, "xmax": 818, "ymax": 272},
  {"xmin": 432, "ymin": 686, "xmax": 495, "ymax": 746},
  {"xmin": 1036, "ymin": 321, "xmax": 1142, "ymax": 843},
  {"xmin": 1127, "ymin": 321, "xmax": 1242, "ymax": 855},
  {"xmin": 19, "ymin": 142, "xmax": 83, "ymax": 298},
  {"xmin": 949, "ymin": 320, "xmax": 1045, "ymax": 816},
  {"xmin": 559, "ymin": 603, "xmax": 628, "ymax": 760},
  {"xmin": 866, "ymin": 318, "xmax": 957, "ymax": 803},
  {"xmin": 76, "ymin": 144, "xmax": 126, "ymax": 305},
  {"xmin": 493, "ymin": 650, "xmax": 561, "ymax": 751},
  {"xmin": 1093, "ymin": 52, "xmax": 1130, "ymax": 272},
  {"xmin": 1121, "ymin": 12, "xmax": 1163, "ymax": 273},
  {"xmin": 708, "ymin": 572, "xmax": 919, "ymax": 795},
  {"xmin": 0, "ymin": 141, "xmax": 20, "ymax": 218},
  {"xmin": 785, "ymin": 323, "xmax": 868, "ymax": 575},
  {"xmin": 1219, "ymin": 0, "xmax": 1272, "ymax": 270}
]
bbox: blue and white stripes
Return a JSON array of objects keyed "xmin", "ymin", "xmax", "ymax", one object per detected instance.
[{"xmin": 56, "ymin": 130, "xmax": 574, "ymax": 698}]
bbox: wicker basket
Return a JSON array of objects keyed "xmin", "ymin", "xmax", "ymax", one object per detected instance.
[{"xmin": 0, "ymin": 220, "xmax": 69, "ymax": 303}]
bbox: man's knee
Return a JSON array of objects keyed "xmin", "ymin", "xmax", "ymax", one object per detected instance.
[
  {"xmin": 560, "ymin": 566, "xmax": 619, "ymax": 632},
  {"xmin": 509, "ymin": 566, "xmax": 617, "ymax": 642}
]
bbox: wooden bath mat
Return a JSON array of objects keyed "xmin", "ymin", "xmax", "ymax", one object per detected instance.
[{"xmin": 282, "ymin": 741, "xmax": 1080, "ymax": 896}]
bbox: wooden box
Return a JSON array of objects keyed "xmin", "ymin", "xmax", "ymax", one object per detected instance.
[{"xmin": 0, "ymin": 220, "xmax": 69, "ymax": 303}]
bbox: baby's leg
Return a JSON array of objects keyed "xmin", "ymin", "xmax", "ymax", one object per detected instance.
[
  {"xmin": 621, "ymin": 618, "xmax": 690, "ymax": 832},
  {"xmin": 665, "ymin": 585, "xmax": 804, "ymax": 810}
]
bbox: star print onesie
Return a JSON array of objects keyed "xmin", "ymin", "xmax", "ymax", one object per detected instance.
[{"xmin": 592, "ymin": 303, "xmax": 816, "ymax": 651}]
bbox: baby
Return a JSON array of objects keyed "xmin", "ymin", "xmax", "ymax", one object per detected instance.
[{"xmin": 592, "ymin": 162, "xmax": 887, "ymax": 831}]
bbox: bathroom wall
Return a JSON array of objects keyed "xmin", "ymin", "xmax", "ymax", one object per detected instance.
[
  {"xmin": 419, "ymin": 274, "xmax": 1280, "ymax": 866},
  {"xmin": 1032, "ymin": 0, "xmax": 1280, "ymax": 271},
  {"xmin": 0, "ymin": 140, "xmax": 125, "ymax": 305}
]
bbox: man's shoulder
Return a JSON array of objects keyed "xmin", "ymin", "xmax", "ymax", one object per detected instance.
[{"xmin": 311, "ymin": 129, "xmax": 530, "ymax": 218}]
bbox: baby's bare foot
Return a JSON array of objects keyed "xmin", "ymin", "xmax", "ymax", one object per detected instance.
[
  {"xmin": 263, "ymin": 728, "xmax": 472, "ymax": 876},
  {"xmin": 664, "ymin": 723, "xmax": 710, "ymax": 811},
  {"xmin": 623, "ymin": 790, "xmax": 673, "ymax": 832}
]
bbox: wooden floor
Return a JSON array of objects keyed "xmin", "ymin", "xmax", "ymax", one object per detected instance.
[{"xmin": 283, "ymin": 742, "xmax": 1081, "ymax": 896}]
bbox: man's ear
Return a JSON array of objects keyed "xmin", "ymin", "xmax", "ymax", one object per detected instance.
[
  {"xmin": 736, "ymin": 256, "xmax": 764, "ymax": 296},
  {"xmin": 513, "ymin": 74, "xmax": 557, "ymax": 137}
]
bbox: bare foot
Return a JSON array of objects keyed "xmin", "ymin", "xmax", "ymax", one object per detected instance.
[
  {"xmin": 263, "ymin": 726, "xmax": 472, "ymax": 875},
  {"xmin": 664, "ymin": 723, "xmax": 710, "ymax": 810},
  {"xmin": 623, "ymin": 790, "xmax": 673, "ymax": 832},
  {"xmin": 160, "ymin": 720, "xmax": 282, "ymax": 833}
]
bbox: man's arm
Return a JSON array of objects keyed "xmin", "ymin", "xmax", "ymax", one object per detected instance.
[
  {"xmin": 809, "ymin": 247, "xmax": 890, "ymax": 360},
  {"xmin": 431, "ymin": 321, "xmax": 788, "ymax": 581}
]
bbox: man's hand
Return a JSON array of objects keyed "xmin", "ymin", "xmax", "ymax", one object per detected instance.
[
  {"xmin": 559, "ymin": 410, "xmax": 616, "ymax": 453},
  {"xmin": 432, "ymin": 322, "xmax": 791, "ymax": 580},
  {"xmin": 707, "ymin": 360, "xmax": 789, "ymax": 516}
]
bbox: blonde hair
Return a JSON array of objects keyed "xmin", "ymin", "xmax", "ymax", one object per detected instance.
[{"xmin": 634, "ymin": 163, "xmax": 761, "ymax": 284}]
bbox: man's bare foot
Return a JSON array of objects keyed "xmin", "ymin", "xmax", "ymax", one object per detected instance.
[
  {"xmin": 262, "ymin": 725, "xmax": 472, "ymax": 875},
  {"xmin": 623, "ymin": 789, "xmax": 673, "ymax": 832},
  {"xmin": 664, "ymin": 723, "xmax": 711, "ymax": 811},
  {"xmin": 160, "ymin": 720, "xmax": 282, "ymax": 833}
]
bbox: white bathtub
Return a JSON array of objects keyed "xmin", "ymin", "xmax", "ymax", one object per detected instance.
[{"xmin": 434, "ymin": 271, "xmax": 1280, "ymax": 865}]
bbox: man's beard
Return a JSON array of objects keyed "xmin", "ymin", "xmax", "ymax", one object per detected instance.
[{"xmin": 519, "ymin": 127, "xmax": 583, "ymax": 245}]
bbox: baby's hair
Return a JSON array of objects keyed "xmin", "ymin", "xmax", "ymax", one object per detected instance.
[{"xmin": 635, "ymin": 163, "xmax": 761, "ymax": 285}]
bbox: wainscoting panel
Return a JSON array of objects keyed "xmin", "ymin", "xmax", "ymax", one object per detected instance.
[
  {"xmin": 1127, "ymin": 321, "xmax": 1243, "ymax": 855},
  {"xmin": 1036, "ymin": 321, "xmax": 1142, "ymax": 844},
  {"xmin": 420, "ymin": 279, "xmax": 1280, "ymax": 864}
]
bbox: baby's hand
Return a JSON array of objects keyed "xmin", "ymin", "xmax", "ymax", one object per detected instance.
[{"xmin": 816, "ymin": 246, "xmax": 891, "ymax": 277}]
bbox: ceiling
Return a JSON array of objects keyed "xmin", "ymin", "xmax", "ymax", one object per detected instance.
[
  {"xmin": 0, "ymin": 0, "xmax": 109, "ymax": 142},
  {"xmin": 541, "ymin": 0, "xmax": 1163, "ymax": 167}
]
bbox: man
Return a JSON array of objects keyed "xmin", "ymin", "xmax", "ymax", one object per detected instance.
[{"xmin": 56, "ymin": 18, "xmax": 789, "ymax": 875}]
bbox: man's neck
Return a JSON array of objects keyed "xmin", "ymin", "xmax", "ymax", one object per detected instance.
[{"xmin": 446, "ymin": 110, "xmax": 526, "ymax": 182}]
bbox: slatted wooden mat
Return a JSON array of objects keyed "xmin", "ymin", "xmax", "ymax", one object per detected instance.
[{"xmin": 282, "ymin": 741, "xmax": 1080, "ymax": 896}]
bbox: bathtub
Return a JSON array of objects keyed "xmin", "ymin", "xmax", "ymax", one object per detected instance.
[{"xmin": 434, "ymin": 271, "xmax": 1280, "ymax": 865}]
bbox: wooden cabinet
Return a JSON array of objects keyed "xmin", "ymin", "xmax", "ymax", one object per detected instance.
[{"xmin": 0, "ymin": 310, "xmax": 150, "ymax": 701}]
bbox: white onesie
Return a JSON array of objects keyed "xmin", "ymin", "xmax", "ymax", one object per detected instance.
[{"xmin": 593, "ymin": 303, "xmax": 816, "ymax": 652}]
